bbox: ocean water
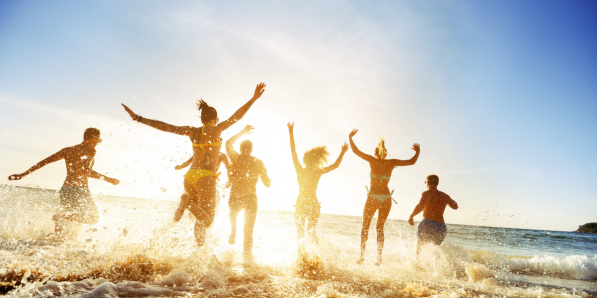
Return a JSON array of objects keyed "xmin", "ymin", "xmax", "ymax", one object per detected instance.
[{"xmin": 1, "ymin": 184, "xmax": 596, "ymax": 297}]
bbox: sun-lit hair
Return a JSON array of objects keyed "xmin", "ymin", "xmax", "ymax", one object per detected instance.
[
  {"xmin": 83, "ymin": 127, "xmax": 100, "ymax": 140},
  {"xmin": 426, "ymin": 174, "xmax": 439, "ymax": 186},
  {"xmin": 196, "ymin": 99, "xmax": 218, "ymax": 124},
  {"xmin": 374, "ymin": 136, "xmax": 388, "ymax": 160},
  {"xmin": 303, "ymin": 145, "xmax": 329, "ymax": 168}
]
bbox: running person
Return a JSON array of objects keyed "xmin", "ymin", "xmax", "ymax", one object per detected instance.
[
  {"xmin": 288, "ymin": 122, "xmax": 348, "ymax": 245},
  {"xmin": 122, "ymin": 82, "xmax": 266, "ymax": 247},
  {"xmin": 225, "ymin": 125, "xmax": 271, "ymax": 259},
  {"xmin": 408, "ymin": 175, "xmax": 458, "ymax": 254},
  {"xmin": 173, "ymin": 152, "xmax": 230, "ymax": 222},
  {"xmin": 349, "ymin": 129, "xmax": 420, "ymax": 265},
  {"xmin": 8, "ymin": 128, "xmax": 120, "ymax": 239}
]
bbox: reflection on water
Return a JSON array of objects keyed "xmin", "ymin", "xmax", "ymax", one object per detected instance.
[{"xmin": 1, "ymin": 185, "xmax": 596, "ymax": 297}]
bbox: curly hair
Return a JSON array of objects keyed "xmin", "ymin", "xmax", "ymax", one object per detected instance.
[
  {"xmin": 303, "ymin": 145, "xmax": 329, "ymax": 168},
  {"xmin": 374, "ymin": 136, "xmax": 388, "ymax": 160},
  {"xmin": 196, "ymin": 99, "xmax": 218, "ymax": 124}
]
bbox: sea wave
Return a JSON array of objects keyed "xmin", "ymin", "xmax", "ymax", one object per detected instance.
[{"xmin": 468, "ymin": 250, "xmax": 597, "ymax": 281}]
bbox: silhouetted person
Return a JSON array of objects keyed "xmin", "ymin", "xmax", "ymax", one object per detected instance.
[
  {"xmin": 408, "ymin": 174, "xmax": 458, "ymax": 254},
  {"xmin": 122, "ymin": 82, "xmax": 266, "ymax": 247},
  {"xmin": 173, "ymin": 152, "xmax": 230, "ymax": 222},
  {"xmin": 288, "ymin": 122, "xmax": 348, "ymax": 245},
  {"xmin": 8, "ymin": 128, "xmax": 120, "ymax": 239},
  {"xmin": 225, "ymin": 125, "xmax": 271, "ymax": 259},
  {"xmin": 349, "ymin": 129, "xmax": 420, "ymax": 265}
]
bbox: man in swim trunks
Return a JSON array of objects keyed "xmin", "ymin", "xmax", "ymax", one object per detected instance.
[
  {"xmin": 408, "ymin": 174, "xmax": 458, "ymax": 254},
  {"xmin": 8, "ymin": 128, "xmax": 120, "ymax": 239},
  {"xmin": 225, "ymin": 125, "xmax": 270, "ymax": 259}
]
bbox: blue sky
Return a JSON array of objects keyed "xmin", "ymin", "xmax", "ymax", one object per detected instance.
[{"xmin": 1, "ymin": 0, "xmax": 595, "ymax": 231}]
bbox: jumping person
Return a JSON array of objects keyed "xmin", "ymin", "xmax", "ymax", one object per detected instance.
[
  {"xmin": 8, "ymin": 128, "xmax": 120, "ymax": 240},
  {"xmin": 288, "ymin": 122, "xmax": 348, "ymax": 245},
  {"xmin": 121, "ymin": 82, "xmax": 266, "ymax": 247},
  {"xmin": 349, "ymin": 129, "xmax": 420, "ymax": 265},
  {"xmin": 408, "ymin": 175, "xmax": 458, "ymax": 254},
  {"xmin": 173, "ymin": 152, "xmax": 230, "ymax": 222},
  {"xmin": 225, "ymin": 125, "xmax": 271, "ymax": 259}
]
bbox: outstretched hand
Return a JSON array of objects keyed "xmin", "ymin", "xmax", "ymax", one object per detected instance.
[
  {"xmin": 8, "ymin": 174, "xmax": 24, "ymax": 181},
  {"xmin": 174, "ymin": 165, "xmax": 184, "ymax": 170},
  {"xmin": 412, "ymin": 143, "xmax": 421, "ymax": 152},
  {"xmin": 122, "ymin": 104, "xmax": 137, "ymax": 120},
  {"xmin": 349, "ymin": 129, "xmax": 358, "ymax": 138},
  {"xmin": 253, "ymin": 82, "xmax": 266, "ymax": 100},
  {"xmin": 341, "ymin": 142, "xmax": 349, "ymax": 152},
  {"xmin": 242, "ymin": 125, "xmax": 255, "ymax": 135},
  {"xmin": 287, "ymin": 122, "xmax": 294, "ymax": 132},
  {"xmin": 108, "ymin": 178, "xmax": 120, "ymax": 185}
]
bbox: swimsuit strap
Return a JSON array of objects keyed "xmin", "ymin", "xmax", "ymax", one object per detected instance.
[
  {"xmin": 192, "ymin": 125, "xmax": 222, "ymax": 150},
  {"xmin": 370, "ymin": 168, "xmax": 394, "ymax": 183}
]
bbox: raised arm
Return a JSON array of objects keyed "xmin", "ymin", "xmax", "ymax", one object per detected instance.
[
  {"xmin": 175, "ymin": 156, "xmax": 194, "ymax": 170},
  {"xmin": 225, "ymin": 125, "xmax": 254, "ymax": 162},
  {"xmin": 390, "ymin": 143, "xmax": 421, "ymax": 167},
  {"xmin": 259, "ymin": 160, "xmax": 271, "ymax": 187},
  {"xmin": 408, "ymin": 192, "xmax": 430, "ymax": 225},
  {"xmin": 8, "ymin": 149, "xmax": 66, "ymax": 180},
  {"xmin": 323, "ymin": 143, "xmax": 349, "ymax": 174},
  {"xmin": 287, "ymin": 122, "xmax": 303, "ymax": 172},
  {"xmin": 216, "ymin": 83, "xmax": 266, "ymax": 131},
  {"xmin": 348, "ymin": 129, "xmax": 375, "ymax": 162},
  {"xmin": 122, "ymin": 104, "xmax": 192, "ymax": 136}
]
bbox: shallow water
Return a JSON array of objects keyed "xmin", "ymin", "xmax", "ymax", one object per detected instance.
[{"xmin": 1, "ymin": 185, "xmax": 596, "ymax": 297}]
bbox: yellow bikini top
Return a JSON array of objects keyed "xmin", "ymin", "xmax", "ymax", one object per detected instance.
[{"xmin": 193, "ymin": 125, "xmax": 222, "ymax": 150}]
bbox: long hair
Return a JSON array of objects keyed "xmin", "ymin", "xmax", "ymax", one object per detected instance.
[
  {"xmin": 303, "ymin": 145, "xmax": 329, "ymax": 169},
  {"xmin": 374, "ymin": 136, "xmax": 388, "ymax": 160},
  {"xmin": 196, "ymin": 99, "xmax": 218, "ymax": 124}
]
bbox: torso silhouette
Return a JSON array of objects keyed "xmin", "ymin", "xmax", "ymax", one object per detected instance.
[
  {"xmin": 421, "ymin": 190, "xmax": 452, "ymax": 223},
  {"xmin": 190, "ymin": 125, "xmax": 223, "ymax": 172},
  {"xmin": 61, "ymin": 144, "xmax": 97, "ymax": 188},
  {"xmin": 296, "ymin": 166, "xmax": 324, "ymax": 199},
  {"xmin": 230, "ymin": 154, "xmax": 265, "ymax": 197}
]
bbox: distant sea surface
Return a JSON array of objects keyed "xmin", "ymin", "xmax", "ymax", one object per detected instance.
[{"xmin": 1, "ymin": 185, "xmax": 596, "ymax": 297}]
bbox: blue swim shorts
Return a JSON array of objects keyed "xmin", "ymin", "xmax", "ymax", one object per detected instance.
[{"xmin": 416, "ymin": 219, "xmax": 447, "ymax": 245}]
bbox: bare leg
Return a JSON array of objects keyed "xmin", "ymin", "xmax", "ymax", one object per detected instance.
[
  {"xmin": 186, "ymin": 176, "xmax": 217, "ymax": 247},
  {"xmin": 375, "ymin": 198, "xmax": 392, "ymax": 266},
  {"xmin": 174, "ymin": 192, "xmax": 190, "ymax": 222},
  {"xmin": 416, "ymin": 241, "xmax": 423, "ymax": 255},
  {"xmin": 307, "ymin": 217, "xmax": 319, "ymax": 245},
  {"xmin": 229, "ymin": 208, "xmax": 239, "ymax": 244},
  {"xmin": 295, "ymin": 209, "xmax": 306, "ymax": 241},
  {"xmin": 359, "ymin": 197, "xmax": 379, "ymax": 264},
  {"xmin": 243, "ymin": 199, "xmax": 258, "ymax": 257}
]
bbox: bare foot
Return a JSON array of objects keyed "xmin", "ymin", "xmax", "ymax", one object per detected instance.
[
  {"xmin": 173, "ymin": 207, "xmax": 185, "ymax": 222},
  {"xmin": 357, "ymin": 256, "xmax": 364, "ymax": 265},
  {"xmin": 228, "ymin": 233, "xmax": 236, "ymax": 244},
  {"xmin": 375, "ymin": 256, "xmax": 382, "ymax": 266}
]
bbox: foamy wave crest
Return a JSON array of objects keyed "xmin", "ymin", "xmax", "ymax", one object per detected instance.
[
  {"xmin": 469, "ymin": 250, "xmax": 597, "ymax": 281},
  {"xmin": 508, "ymin": 255, "xmax": 597, "ymax": 281}
]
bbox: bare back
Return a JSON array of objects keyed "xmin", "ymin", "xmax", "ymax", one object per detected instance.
[
  {"xmin": 61, "ymin": 144, "xmax": 97, "ymax": 187},
  {"xmin": 368, "ymin": 159, "xmax": 399, "ymax": 195},
  {"xmin": 189, "ymin": 125, "xmax": 223, "ymax": 172},
  {"xmin": 421, "ymin": 190, "xmax": 455, "ymax": 224},
  {"xmin": 295, "ymin": 167, "xmax": 324, "ymax": 198}
]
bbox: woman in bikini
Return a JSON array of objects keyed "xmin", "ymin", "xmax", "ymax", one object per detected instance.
[
  {"xmin": 348, "ymin": 129, "xmax": 420, "ymax": 265},
  {"xmin": 121, "ymin": 82, "xmax": 266, "ymax": 247},
  {"xmin": 288, "ymin": 122, "xmax": 348, "ymax": 245}
]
